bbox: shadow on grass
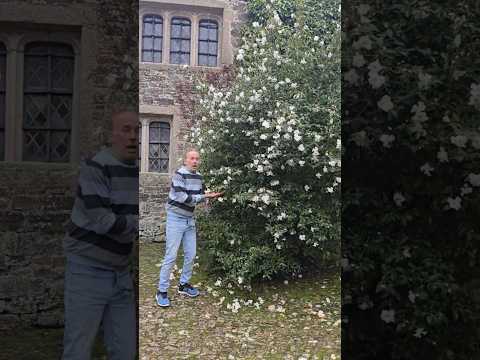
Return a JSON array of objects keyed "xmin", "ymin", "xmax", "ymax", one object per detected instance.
[{"xmin": 2, "ymin": 327, "xmax": 108, "ymax": 359}]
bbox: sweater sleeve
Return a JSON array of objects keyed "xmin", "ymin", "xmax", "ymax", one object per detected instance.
[
  {"xmin": 170, "ymin": 172, "xmax": 205, "ymax": 205},
  {"xmin": 76, "ymin": 160, "xmax": 138, "ymax": 237}
]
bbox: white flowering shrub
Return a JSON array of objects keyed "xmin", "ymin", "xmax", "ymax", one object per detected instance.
[
  {"xmin": 190, "ymin": 0, "xmax": 340, "ymax": 285},
  {"xmin": 343, "ymin": 2, "xmax": 480, "ymax": 358}
]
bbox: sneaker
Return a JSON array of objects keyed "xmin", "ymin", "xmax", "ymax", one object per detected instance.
[
  {"xmin": 155, "ymin": 291, "xmax": 170, "ymax": 307},
  {"xmin": 178, "ymin": 283, "xmax": 200, "ymax": 297}
]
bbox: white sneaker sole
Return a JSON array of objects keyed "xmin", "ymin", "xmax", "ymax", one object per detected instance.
[
  {"xmin": 155, "ymin": 295, "xmax": 170, "ymax": 307},
  {"xmin": 178, "ymin": 289, "xmax": 199, "ymax": 297}
]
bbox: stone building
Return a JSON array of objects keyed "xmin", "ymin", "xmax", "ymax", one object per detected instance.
[
  {"xmin": 0, "ymin": 1, "xmax": 138, "ymax": 328},
  {"xmin": 138, "ymin": 0, "xmax": 247, "ymax": 241}
]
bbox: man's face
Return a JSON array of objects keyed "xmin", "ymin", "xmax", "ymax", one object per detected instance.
[
  {"xmin": 111, "ymin": 111, "xmax": 139, "ymax": 161},
  {"xmin": 185, "ymin": 151, "xmax": 200, "ymax": 171}
]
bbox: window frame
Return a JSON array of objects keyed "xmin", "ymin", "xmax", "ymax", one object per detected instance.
[
  {"xmin": 0, "ymin": 42, "xmax": 6, "ymax": 160},
  {"xmin": 22, "ymin": 41, "xmax": 75, "ymax": 163},
  {"xmin": 169, "ymin": 17, "xmax": 192, "ymax": 65},
  {"xmin": 141, "ymin": 14, "xmax": 164, "ymax": 63},
  {"xmin": 138, "ymin": 7, "xmax": 225, "ymax": 68},
  {"xmin": 147, "ymin": 121, "xmax": 170, "ymax": 173},
  {"xmin": 197, "ymin": 19, "xmax": 219, "ymax": 67},
  {"xmin": 0, "ymin": 31, "xmax": 80, "ymax": 163}
]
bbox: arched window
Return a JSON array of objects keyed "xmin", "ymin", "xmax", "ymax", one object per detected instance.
[
  {"xmin": 0, "ymin": 42, "xmax": 6, "ymax": 160},
  {"xmin": 23, "ymin": 42, "xmax": 74, "ymax": 162},
  {"xmin": 142, "ymin": 15, "xmax": 163, "ymax": 63},
  {"xmin": 148, "ymin": 122, "xmax": 170, "ymax": 172},
  {"xmin": 170, "ymin": 17, "xmax": 191, "ymax": 65},
  {"xmin": 198, "ymin": 20, "xmax": 218, "ymax": 67}
]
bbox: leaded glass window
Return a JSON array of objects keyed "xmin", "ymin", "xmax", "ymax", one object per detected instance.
[
  {"xmin": 198, "ymin": 20, "xmax": 218, "ymax": 67},
  {"xmin": 148, "ymin": 122, "xmax": 169, "ymax": 173},
  {"xmin": 170, "ymin": 17, "xmax": 191, "ymax": 65},
  {"xmin": 0, "ymin": 43, "xmax": 6, "ymax": 160},
  {"xmin": 142, "ymin": 15, "xmax": 163, "ymax": 63},
  {"xmin": 23, "ymin": 42, "xmax": 74, "ymax": 162}
]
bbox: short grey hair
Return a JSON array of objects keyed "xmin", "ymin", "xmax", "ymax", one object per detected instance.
[{"xmin": 183, "ymin": 147, "xmax": 200, "ymax": 160}]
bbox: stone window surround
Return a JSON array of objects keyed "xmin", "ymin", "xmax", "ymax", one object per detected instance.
[
  {"xmin": 139, "ymin": 0, "xmax": 233, "ymax": 68},
  {"xmin": 0, "ymin": 31, "xmax": 81, "ymax": 163},
  {"xmin": 139, "ymin": 104, "xmax": 179, "ymax": 175}
]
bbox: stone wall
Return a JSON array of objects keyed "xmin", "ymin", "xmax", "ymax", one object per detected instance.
[
  {"xmin": 0, "ymin": 163, "xmax": 76, "ymax": 328},
  {"xmin": 139, "ymin": 0, "xmax": 247, "ymax": 242},
  {"xmin": 0, "ymin": 0, "xmax": 138, "ymax": 328}
]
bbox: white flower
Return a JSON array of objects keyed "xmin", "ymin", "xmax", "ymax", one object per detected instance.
[
  {"xmin": 418, "ymin": 72, "xmax": 432, "ymax": 89},
  {"xmin": 446, "ymin": 196, "xmax": 461, "ymax": 210},
  {"xmin": 299, "ymin": 234, "xmax": 306, "ymax": 241},
  {"xmin": 351, "ymin": 130, "xmax": 369, "ymax": 147},
  {"xmin": 237, "ymin": 276, "xmax": 244, "ymax": 284},
  {"xmin": 270, "ymin": 179, "xmax": 280, "ymax": 186},
  {"xmin": 393, "ymin": 192, "xmax": 405, "ymax": 206},
  {"xmin": 236, "ymin": 49, "xmax": 245, "ymax": 61},
  {"xmin": 368, "ymin": 71, "xmax": 386, "ymax": 89},
  {"xmin": 414, "ymin": 328, "xmax": 427, "ymax": 338},
  {"xmin": 437, "ymin": 147, "xmax": 448, "ymax": 162},
  {"xmin": 262, "ymin": 120, "xmax": 271, "ymax": 128},
  {"xmin": 379, "ymin": 134, "xmax": 395, "ymax": 148},
  {"xmin": 377, "ymin": 95, "xmax": 394, "ymax": 112},
  {"xmin": 461, "ymin": 184, "xmax": 472, "ymax": 196},
  {"xmin": 260, "ymin": 134, "xmax": 268, "ymax": 140},
  {"xmin": 471, "ymin": 136, "xmax": 480, "ymax": 149},
  {"xmin": 215, "ymin": 279, "xmax": 222, "ymax": 286},
  {"xmin": 298, "ymin": 144, "xmax": 305, "ymax": 152},
  {"xmin": 252, "ymin": 21, "xmax": 260, "ymax": 28},
  {"xmin": 380, "ymin": 309, "xmax": 395, "ymax": 323},
  {"xmin": 261, "ymin": 194, "xmax": 270, "ymax": 204},
  {"xmin": 468, "ymin": 83, "xmax": 480, "ymax": 110},
  {"xmin": 450, "ymin": 135, "xmax": 468, "ymax": 148},
  {"xmin": 368, "ymin": 60, "xmax": 383, "ymax": 73},
  {"xmin": 304, "ymin": 185, "xmax": 310, "ymax": 192},
  {"xmin": 352, "ymin": 53, "xmax": 366, "ymax": 67},
  {"xmin": 420, "ymin": 163, "xmax": 434, "ymax": 176},
  {"xmin": 357, "ymin": 4, "xmax": 370, "ymax": 15},
  {"xmin": 408, "ymin": 291, "xmax": 416, "ymax": 303},
  {"xmin": 467, "ymin": 173, "xmax": 480, "ymax": 187},
  {"xmin": 353, "ymin": 35, "xmax": 372, "ymax": 50},
  {"xmin": 344, "ymin": 69, "xmax": 359, "ymax": 84}
]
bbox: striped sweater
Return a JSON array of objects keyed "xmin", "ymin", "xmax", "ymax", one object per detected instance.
[
  {"xmin": 63, "ymin": 147, "xmax": 139, "ymax": 270},
  {"xmin": 165, "ymin": 166, "xmax": 206, "ymax": 217}
]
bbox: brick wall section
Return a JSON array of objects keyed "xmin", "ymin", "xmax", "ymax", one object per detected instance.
[
  {"xmin": 0, "ymin": 0, "xmax": 138, "ymax": 328},
  {"xmin": 139, "ymin": 0, "xmax": 246, "ymax": 242}
]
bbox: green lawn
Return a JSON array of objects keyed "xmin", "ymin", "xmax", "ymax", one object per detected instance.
[{"xmin": 140, "ymin": 242, "xmax": 341, "ymax": 360}]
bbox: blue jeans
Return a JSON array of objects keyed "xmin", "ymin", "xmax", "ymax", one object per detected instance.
[
  {"xmin": 62, "ymin": 260, "xmax": 136, "ymax": 360},
  {"xmin": 158, "ymin": 211, "xmax": 197, "ymax": 292}
]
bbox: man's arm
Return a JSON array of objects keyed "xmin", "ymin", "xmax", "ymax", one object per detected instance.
[
  {"xmin": 170, "ymin": 172, "xmax": 206, "ymax": 205},
  {"xmin": 75, "ymin": 160, "xmax": 138, "ymax": 237}
]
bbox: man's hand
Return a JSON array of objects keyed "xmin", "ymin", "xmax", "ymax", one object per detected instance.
[{"xmin": 205, "ymin": 191, "xmax": 224, "ymax": 199}]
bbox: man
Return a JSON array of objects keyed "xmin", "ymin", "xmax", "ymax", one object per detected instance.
[
  {"xmin": 62, "ymin": 110, "xmax": 139, "ymax": 360},
  {"xmin": 156, "ymin": 150, "xmax": 223, "ymax": 307}
]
